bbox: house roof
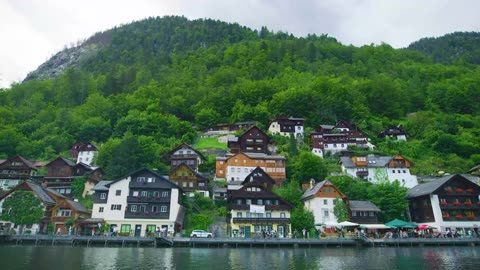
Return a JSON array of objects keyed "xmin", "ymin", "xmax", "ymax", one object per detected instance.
[
  {"xmin": 67, "ymin": 199, "xmax": 89, "ymax": 213},
  {"xmin": 301, "ymin": 179, "xmax": 344, "ymax": 200},
  {"xmin": 168, "ymin": 143, "xmax": 206, "ymax": 161},
  {"xmin": 106, "ymin": 168, "xmax": 181, "ymax": 190},
  {"xmin": 349, "ymin": 200, "xmax": 381, "ymax": 212},
  {"xmin": 46, "ymin": 156, "xmax": 76, "ymax": 167},
  {"xmin": 0, "ymin": 155, "xmax": 39, "ymax": 171},
  {"xmin": 407, "ymin": 175, "xmax": 455, "ymax": 198},
  {"xmin": 169, "ymin": 163, "xmax": 208, "ymax": 180},
  {"xmin": 340, "ymin": 155, "xmax": 393, "ymax": 168},
  {"xmin": 241, "ymin": 167, "xmax": 276, "ymax": 186},
  {"xmin": 92, "ymin": 180, "xmax": 113, "ymax": 191},
  {"xmin": 0, "ymin": 181, "xmax": 56, "ymax": 205},
  {"xmin": 468, "ymin": 164, "xmax": 480, "ymax": 173}
]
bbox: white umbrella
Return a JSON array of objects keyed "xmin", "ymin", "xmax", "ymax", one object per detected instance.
[{"xmin": 338, "ymin": 221, "xmax": 359, "ymax": 227}]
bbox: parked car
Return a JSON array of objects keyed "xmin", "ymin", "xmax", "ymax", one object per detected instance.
[{"xmin": 190, "ymin": 230, "xmax": 213, "ymax": 238}]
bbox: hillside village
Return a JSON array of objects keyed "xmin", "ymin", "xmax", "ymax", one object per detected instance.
[{"xmin": 1, "ymin": 117, "xmax": 480, "ymax": 239}]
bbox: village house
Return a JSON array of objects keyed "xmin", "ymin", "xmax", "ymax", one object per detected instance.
[
  {"xmin": 168, "ymin": 163, "xmax": 209, "ymax": 197},
  {"xmin": 167, "ymin": 143, "xmax": 206, "ymax": 172},
  {"xmin": 301, "ymin": 179, "xmax": 348, "ymax": 226},
  {"xmin": 228, "ymin": 168, "xmax": 292, "ymax": 238},
  {"xmin": 91, "ymin": 168, "xmax": 184, "ymax": 237},
  {"xmin": 0, "ymin": 181, "xmax": 90, "ymax": 235},
  {"xmin": 339, "ymin": 154, "xmax": 418, "ymax": 188},
  {"xmin": 43, "ymin": 156, "xmax": 104, "ymax": 197},
  {"xmin": 378, "ymin": 125, "xmax": 407, "ymax": 141},
  {"xmin": 310, "ymin": 120, "xmax": 374, "ymax": 158},
  {"xmin": 348, "ymin": 200, "xmax": 381, "ymax": 224},
  {"xmin": 0, "ymin": 155, "xmax": 39, "ymax": 191},
  {"xmin": 268, "ymin": 116, "xmax": 305, "ymax": 139},
  {"xmin": 71, "ymin": 142, "xmax": 98, "ymax": 166},
  {"xmin": 227, "ymin": 126, "xmax": 270, "ymax": 154},
  {"xmin": 215, "ymin": 152, "xmax": 286, "ymax": 186},
  {"xmin": 408, "ymin": 174, "xmax": 480, "ymax": 234}
]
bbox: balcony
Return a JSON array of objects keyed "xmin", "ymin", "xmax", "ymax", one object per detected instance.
[
  {"xmin": 232, "ymin": 217, "xmax": 290, "ymax": 224},
  {"xmin": 127, "ymin": 196, "xmax": 170, "ymax": 203},
  {"xmin": 124, "ymin": 211, "xmax": 170, "ymax": 219},
  {"xmin": 356, "ymin": 171, "xmax": 368, "ymax": 177}
]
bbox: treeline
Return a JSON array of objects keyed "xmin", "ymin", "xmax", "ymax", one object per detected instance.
[{"xmin": 1, "ymin": 16, "xmax": 479, "ymax": 178}]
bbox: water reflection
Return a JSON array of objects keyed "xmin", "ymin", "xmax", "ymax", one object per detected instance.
[{"xmin": 1, "ymin": 246, "xmax": 480, "ymax": 269}]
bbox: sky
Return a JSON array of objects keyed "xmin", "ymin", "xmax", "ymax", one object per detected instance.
[{"xmin": 1, "ymin": 0, "xmax": 479, "ymax": 88}]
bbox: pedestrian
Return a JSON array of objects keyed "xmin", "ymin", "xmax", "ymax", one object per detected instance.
[
  {"xmin": 315, "ymin": 229, "xmax": 320, "ymax": 239},
  {"xmin": 294, "ymin": 229, "xmax": 298, "ymax": 238},
  {"xmin": 156, "ymin": 227, "xmax": 160, "ymax": 237},
  {"xmin": 91, "ymin": 227, "xmax": 96, "ymax": 236},
  {"xmin": 302, "ymin": 228, "xmax": 307, "ymax": 239}
]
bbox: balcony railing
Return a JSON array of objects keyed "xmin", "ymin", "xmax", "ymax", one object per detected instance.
[
  {"xmin": 124, "ymin": 211, "xmax": 169, "ymax": 219},
  {"xmin": 232, "ymin": 217, "xmax": 290, "ymax": 224},
  {"xmin": 127, "ymin": 196, "xmax": 170, "ymax": 203}
]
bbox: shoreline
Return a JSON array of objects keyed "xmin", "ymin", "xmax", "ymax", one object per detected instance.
[{"xmin": 2, "ymin": 235, "xmax": 479, "ymax": 248}]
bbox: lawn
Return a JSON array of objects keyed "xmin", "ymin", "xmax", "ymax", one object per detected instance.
[{"xmin": 194, "ymin": 136, "xmax": 228, "ymax": 150}]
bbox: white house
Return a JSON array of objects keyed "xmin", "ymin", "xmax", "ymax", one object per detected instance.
[
  {"xmin": 301, "ymin": 179, "xmax": 347, "ymax": 226},
  {"xmin": 268, "ymin": 116, "xmax": 305, "ymax": 139},
  {"xmin": 76, "ymin": 143, "xmax": 98, "ymax": 166},
  {"xmin": 339, "ymin": 154, "xmax": 418, "ymax": 188},
  {"xmin": 91, "ymin": 168, "xmax": 184, "ymax": 237}
]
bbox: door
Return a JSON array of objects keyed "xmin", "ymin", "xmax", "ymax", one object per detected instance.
[
  {"xmin": 244, "ymin": 226, "xmax": 251, "ymax": 238},
  {"xmin": 135, "ymin": 225, "xmax": 142, "ymax": 237},
  {"xmin": 278, "ymin": 226, "xmax": 284, "ymax": 238}
]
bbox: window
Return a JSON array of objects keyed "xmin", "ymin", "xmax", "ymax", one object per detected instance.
[
  {"xmin": 99, "ymin": 207, "xmax": 104, "ymax": 213},
  {"xmin": 100, "ymin": 193, "xmax": 106, "ymax": 199},
  {"xmin": 141, "ymin": 191, "xmax": 147, "ymax": 197},
  {"xmin": 403, "ymin": 170, "xmax": 406, "ymax": 173},
  {"xmin": 131, "ymin": 205, "xmax": 137, "ymax": 212},
  {"xmin": 162, "ymin": 191, "xmax": 169, "ymax": 197},
  {"xmin": 189, "ymin": 182, "xmax": 193, "ymax": 187},
  {"xmin": 392, "ymin": 170, "xmax": 396, "ymax": 173},
  {"xmin": 352, "ymin": 211, "xmax": 357, "ymax": 216},
  {"xmin": 111, "ymin": 204, "xmax": 122, "ymax": 210},
  {"xmin": 280, "ymin": 213, "xmax": 286, "ymax": 218},
  {"xmin": 152, "ymin": 206, "xmax": 158, "ymax": 212},
  {"xmin": 266, "ymin": 213, "xmax": 271, "ymax": 218},
  {"xmin": 246, "ymin": 212, "xmax": 252, "ymax": 218},
  {"xmin": 257, "ymin": 199, "xmax": 263, "ymax": 205},
  {"xmin": 323, "ymin": 199, "xmax": 328, "ymax": 205},
  {"xmin": 160, "ymin": 206, "xmax": 168, "ymax": 212},
  {"xmin": 139, "ymin": 205, "xmax": 146, "ymax": 212},
  {"xmin": 198, "ymin": 182, "xmax": 205, "ymax": 187},
  {"xmin": 324, "ymin": 210, "xmax": 329, "ymax": 217},
  {"xmin": 237, "ymin": 212, "xmax": 242, "ymax": 218},
  {"xmin": 57, "ymin": 210, "xmax": 72, "ymax": 217},
  {"xmin": 147, "ymin": 177, "xmax": 155, "ymax": 183},
  {"xmin": 153, "ymin": 191, "xmax": 159, "ymax": 197},
  {"xmin": 132, "ymin": 191, "xmax": 139, "ymax": 197},
  {"xmin": 257, "ymin": 213, "xmax": 263, "ymax": 218},
  {"xmin": 246, "ymin": 199, "xmax": 251, "ymax": 205},
  {"xmin": 137, "ymin": 177, "xmax": 145, "ymax": 183},
  {"xmin": 120, "ymin": 224, "xmax": 131, "ymax": 234},
  {"xmin": 116, "ymin": 190, "xmax": 121, "ymax": 196},
  {"xmin": 182, "ymin": 182, "xmax": 187, "ymax": 187}
]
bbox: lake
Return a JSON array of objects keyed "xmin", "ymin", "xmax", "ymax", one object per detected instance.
[{"xmin": 1, "ymin": 245, "xmax": 480, "ymax": 269}]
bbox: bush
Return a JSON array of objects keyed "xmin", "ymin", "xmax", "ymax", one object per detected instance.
[{"xmin": 24, "ymin": 230, "xmax": 32, "ymax": 235}]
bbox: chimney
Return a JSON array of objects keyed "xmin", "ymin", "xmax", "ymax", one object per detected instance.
[{"xmin": 310, "ymin": 179, "xmax": 315, "ymax": 189}]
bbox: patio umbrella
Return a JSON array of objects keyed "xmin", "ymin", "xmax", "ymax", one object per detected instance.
[
  {"xmin": 338, "ymin": 221, "xmax": 359, "ymax": 227},
  {"xmin": 418, "ymin": 224, "xmax": 429, "ymax": 230},
  {"xmin": 384, "ymin": 219, "xmax": 417, "ymax": 228}
]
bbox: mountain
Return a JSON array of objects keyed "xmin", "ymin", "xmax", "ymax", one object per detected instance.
[
  {"xmin": 1, "ymin": 16, "xmax": 480, "ymax": 178},
  {"xmin": 408, "ymin": 32, "xmax": 480, "ymax": 64}
]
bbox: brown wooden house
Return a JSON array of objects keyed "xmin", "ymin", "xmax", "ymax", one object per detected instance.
[
  {"xmin": 348, "ymin": 200, "xmax": 381, "ymax": 224},
  {"xmin": 167, "ymin": 143, "xmax": 206, "ymax": 172},
  {"xmin": 228, "ymin": 126, "xmax": 270, "ymax": 154},
  {"xmin": 0, "ymin": 155, "xmax": 39, "ymax": 191},
  {"xmin": 49, "ymin": 195, "xmax": 90, "ymax": 235},
  {"xmin": 168, "ymin": 163, "xmax": 209, "ymax": 197}
]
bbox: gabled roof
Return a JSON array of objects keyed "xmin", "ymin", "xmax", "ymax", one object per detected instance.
[
  {"xmin": 241, "ymin": 167, "xmax": 276, "ymax": 186},
  {"xmin": 407, "ymin": 174, "xmax": 456, "ymax": 198},
  {"xmin": 106, "ymin": 168, "xmax": 180, "ymax": 189},
  {"xmin": 349, "ymin": 200, "xmax": 381, "ymax": 212},
  {"xmin": 378, "ymin": 125, "xmax": 407, "ymax": 138},
  {"xmin": 92, "ymin": 180, "xmax": 113, "ymax": 191},
  {"xmin": 230, "ymin": 183, "xmax": 293, "ymax": 209},
  {"xmin": 78, "ymin": 143, "xmax": 98, "ymax": 152},
  {"xmin": 301, "ymin": 179, "xmax": 346, "ymax": 200},
  {"xmin": 340, "ymin": 155, "xmax": 394, "ymax": 168},
  {"xmin": 0, "ymin": 155, "xmax": 39, "ymax": 171},
  {"xmin": 169, "ymin": 163, "xmax": 208, "ymax": 180},
  {"xmin": 66, "ymin": 199, "xmax": 89, "ymax": 213},
  {"xmin": 0, "ymin": 181, "xmax": 55, "ymax": 205},
  {"xmin": 168, "ymin": 143, "xmax": 206, "ymax": 161},
  {"xmin": 46, "ymin": 156, "xmax": 76, "ymax": 167},
  {"xmin": 468, "ymin": 164, "xmax": 480, "ymax": 173}
]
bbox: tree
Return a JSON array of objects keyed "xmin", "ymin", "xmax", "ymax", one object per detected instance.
[
  {"xmin": 0, "ymin": 191, "xmax": 44, "ymax": 234},
  {"xmin": 333, "ymin": 198, "xmax": 349, "ymax": 222},
  {"xmin": 290, "ymin": 207, "xmax": 315, "ymax": 234},
  {"xmin": 369, "ymin": 181, "xmax": 409, "ymax": 222},
  {"xmin": 71, "ymin": 176, "xmax": 87, "ymax": 199},
  {"xmin": 290, "ymin": 151, "xmax": 328, "ymax": 183}
]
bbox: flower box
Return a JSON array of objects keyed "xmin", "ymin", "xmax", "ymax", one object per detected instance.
[
  {"xmin": 466, "ymin": 189, "xmax": 474, "ymax": 193},
  {"xmin": 456, "ymin": 214, "xmax": 464, "ymax": 219},
  {"xmin": 464, "ymin": 201, "xmax": 472, "ymax": 206},
  {"xmin": 456, "ymin": 188, "xmax": 463, "ymax": 192},
  {"xmin": 453, "ymin": 202, "xmax": 461, "ymax": 206},
  {"xmin": 467, "ymin": 216, "xmax": 475, "ymax": 220},
  {"xmin": 442, "ymin": 215, "xmax": 450, "ymax": 219},
  {"xmin": 446, "ymin": 189, "xmax": 453, "ymax": 193},
  {"xmin": 440, "ymin": 202, "xmax": 448, "ymax": 206}
]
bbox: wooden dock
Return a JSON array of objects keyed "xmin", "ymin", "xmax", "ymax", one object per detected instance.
[{"xmin": 1, "ymin": 235, "xmax": 479, "ymax": 248}]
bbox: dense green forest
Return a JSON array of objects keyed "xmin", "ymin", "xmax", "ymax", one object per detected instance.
[{"xmin": 1, "ymin": 16, "xmax": 479, "ymax": 178}]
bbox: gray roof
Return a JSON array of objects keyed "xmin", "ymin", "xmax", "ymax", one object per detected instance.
[
  {"xmin": 349, "ymin": 200, "xmax": 381, "ymax": 212},
  {"xmin": 301, "ymin": 180, "xmax": 332, "ymax": 200},
  {"xmin": 92, "ymin": 180, "xmax": 113, "ymax": 191},
  {"xmin": 213, "ymin": 188, "xmax": 227, "ymax": 193},
  {"xmin": 340, "ymin": 155, "xmax": 392, "ymax": 168},
  {"xmin": 68, "ymin": 199, "xmax": 89, "ymax": 213},
  {"xmin": 227, "ymin": 136, "xmax": 238, "ymax": 142},
  {"xmin": 243, "ymin": 152, "xmax": 285, "ymax": 160},
  {"xmin": 407, "ymin": 175, "xmax": 454, "ymax": 198},
  {"xmin": 27, "ymin": 182, "xmax": 56, "ymax": 205}
]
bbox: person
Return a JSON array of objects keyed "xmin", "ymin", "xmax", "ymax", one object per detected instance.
[
  {"xmin": 56, "ymin": 228, "xmax": 61, "ymax": 235},
  {"xmin": 293, "ymin": 229, "xmax": 298, "ymax": 238},
  {"xmin": 156, "ymin": 227, "xmax": 160, "ymax": 237},
  {"xmin": 91, "ymin": 227, "xmax": 96, "ymax": 236},
  {"xmin": 315, "ymin": 229, "xmax": 320, "ymax": 239},
  {"xmin": 302, "ymin": 228, "xmax": 307, "ymax": 239}
]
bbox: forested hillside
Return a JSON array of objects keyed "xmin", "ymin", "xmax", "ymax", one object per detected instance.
[{"xmin": 1, "ymin": 16, "xmax": 479, "ymax": 178}]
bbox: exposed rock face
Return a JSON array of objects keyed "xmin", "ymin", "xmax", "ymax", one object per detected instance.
[{"xmin": 23, "ymin": 44, "xmax": 100, "ymax": 82}]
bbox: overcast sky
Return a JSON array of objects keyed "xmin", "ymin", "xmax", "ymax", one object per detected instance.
[{"xmin": 1, "ymin": 0, "xmax": 479, "ymax": 88}]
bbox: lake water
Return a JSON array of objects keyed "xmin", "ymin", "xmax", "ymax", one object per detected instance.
[{"xmin": 1, "ymin": 245, "xmax": 480, "ymax": 270}]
